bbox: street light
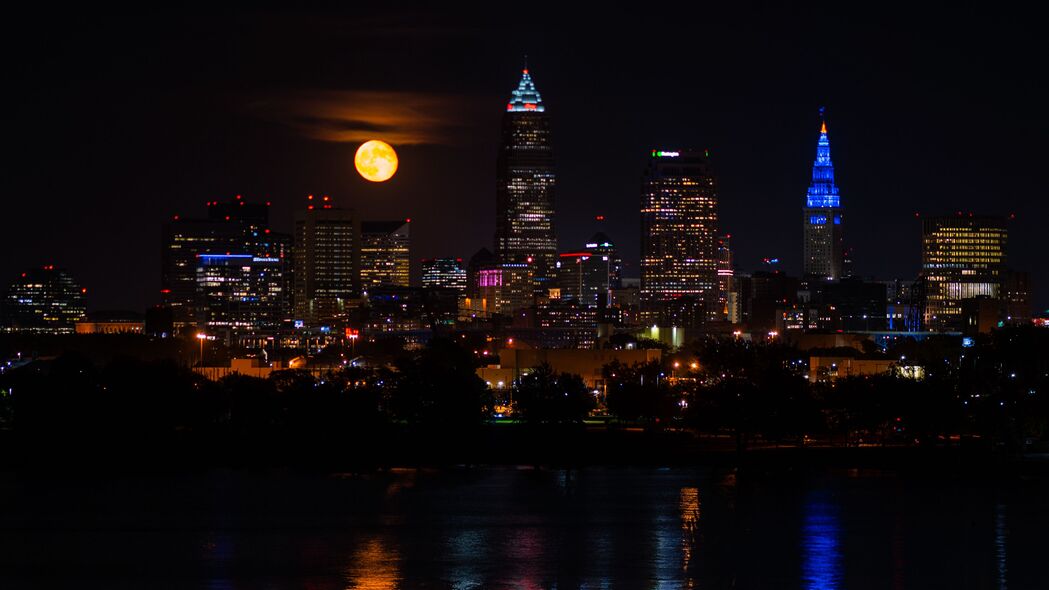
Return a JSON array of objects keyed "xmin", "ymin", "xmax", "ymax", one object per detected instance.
[{"xmin": 196, "ymin": 333, "xmax": 207, "ymax": 366}]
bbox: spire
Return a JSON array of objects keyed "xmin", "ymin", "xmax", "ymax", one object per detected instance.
[
  {"xmin": 506, "ymin": 66, "xmax": 545, "ymax": 112},
  {"xmin": 806, "ymin": 107, "xmax": 840, "ymax": 208}
]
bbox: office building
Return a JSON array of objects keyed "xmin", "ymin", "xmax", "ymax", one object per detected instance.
[
  {"xmin": 716, "ymin": 234, "xmax": 738, "ymax": 322},
  {"xmin": 421, "ymin": 258, "xmax": 467, "ymax": 292},
  {"xmin": 196, "ymin": 253, "xmax": 285, "ymax": 346},
  {"xmin": 1, "ymin": 266, "xmax": 86, "ymax": 334},
  {"xmin": 802, "ymin": 111, "xmax": 845, "ymax": 280},
  {"xmin": 640, "ymin": 149, "xmax": 719, "ymax": 326},
  {"xmin": 495, "ymin": 67, "xmax": 557, "ymax": 291},
  {"xmin": 360, "ymin": 220, "xmax": 411, "ymax": 291},
  {"xmin": 293, "ymin": 195, "xmax": 359, "ymax": 327},
  {"xmin": 921, "ymin": 215, "xmax": 1007, "ymax": 331},
  {"xmin": 162, "ymin": 195, "xmax": 289, "ymax": 334},
  {"xmin": 473, "ymin": 262, "xmax": 535, "ymax": 319},
  {"xmin": 1001, "ymin": 269, "xmax": 1031, "ymax": 325},
  {"xmin": 555, "ymin": 233, "xmax": 621, "ymax": 308}
]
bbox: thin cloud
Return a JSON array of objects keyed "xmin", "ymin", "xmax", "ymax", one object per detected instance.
[{"xmin": 250, "ymin": 90, "xmax": 470, "ymax": 146}]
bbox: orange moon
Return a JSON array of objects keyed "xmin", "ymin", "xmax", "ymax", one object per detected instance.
[{"xmin": 354, "ymin": 140, "xmax": 398, "ymax": 182}]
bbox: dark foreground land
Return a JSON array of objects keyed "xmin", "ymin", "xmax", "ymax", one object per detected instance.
[{"xmin": 3, "ymin": 425, "xmax": 1046, "ymax": 478}]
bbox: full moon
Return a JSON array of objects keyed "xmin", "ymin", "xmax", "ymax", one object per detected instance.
[{"xmin": 354, "ymin": 140, "xmax": 398, "ymax": 182}]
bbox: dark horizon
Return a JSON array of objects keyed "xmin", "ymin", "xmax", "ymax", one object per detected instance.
[{"xmin": 3, "ymin": 6, "xmax": 1047, "ymax": 312}]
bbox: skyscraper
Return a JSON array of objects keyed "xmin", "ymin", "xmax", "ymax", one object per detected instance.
[
  {"xmin": 921, "ymin": 214, "xmax": 1008, "ymax": 331},
  {"xmin": 293, "ymin": 195, "xmax": 359, "ymax": 327},
  {"xmin": 495, "ymin": 67, "xmax": 557, "ymax": 292},
  {"xmin": 802, "ymin": 110, "xmax": 845, "ymax": 280},
  {"xmin": 640, "ymin": 149, "xmax": 719, "ymax": 326},
  {"xmin": 716, "ymin": 234, "xmax": 738, "ymax": 323},
  {"xmin": 360, "ymin": 220, "xmax": 411, "ymax": 291}
]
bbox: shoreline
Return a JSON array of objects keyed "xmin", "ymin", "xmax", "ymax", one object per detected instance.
[{"xmin": 2, "ymin": 427, "xmax": 1046, "ymax": 477}]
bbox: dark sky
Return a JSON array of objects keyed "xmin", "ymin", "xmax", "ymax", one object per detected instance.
[{"xmin": 3, "ymin": 5, "xmax": 1047, "ymax": 312}]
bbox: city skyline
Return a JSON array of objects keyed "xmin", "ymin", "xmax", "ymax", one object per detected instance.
[{"xmin": 2, "ymin": 7, "xmax": 1047, "ymax": 312}]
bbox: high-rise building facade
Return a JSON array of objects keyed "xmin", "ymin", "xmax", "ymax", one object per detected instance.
[
  {"xmin": 360, "ymin": 220, "xmax": 411, "ymax": 291},
  {"xmin": 495, "ymin": 68, "xmax": 557, "ymax": 291},
  {"xmin": 554, "ymin": 233, "xmax": 622, "ymax": 308},
  {"xmin": 162, "ymin": 195, "xmax": 289, "ymax": 336},
  {"xmin": 921, "ymin": 215, "xmax": 1007, "ymax": 331},
  {"xmin": 716, "ymin": 234, "xmax": 739, "ymax": 323},
  {"xmin": 474, "ymin": 262, "xmax": 535, "ymax": 319},
  {"xmin": 802, "ymin": 113, "xmax": 845, "ymax": 280},
  {"xmin": 293, "ymin": 195, "xmax": 359, "ymax": 327},
  {"xmin": 1, "ymin": 266, "xmax": 86, "ymax": 334},
  {"xmin": 640, "ymin": 149, "xmax": 719, "ymax": 326},
  {"xmin": 195, "ymin": 253, "xmax": 285, "ymax": 346},
  {"xmin": 421, "ymin": 258, "xmax": 467, "ymax": 292}
]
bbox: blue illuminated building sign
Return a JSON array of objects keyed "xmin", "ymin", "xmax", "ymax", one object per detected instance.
[
  {"xmin": 198, "ymin": 254, "xmax": 252, "ymax": 260},
  {"xmin": 809, "ymin": 215, "xmax": 828, "ymax": 225}
]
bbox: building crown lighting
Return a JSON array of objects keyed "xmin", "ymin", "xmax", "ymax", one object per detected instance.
[
  {"xmin": 506, "ymin": 68, "xmax": 545, "ymax": 112},
  {"xmin": 805, "ymin": 109, "xmax": 841, "ymax": 208}
]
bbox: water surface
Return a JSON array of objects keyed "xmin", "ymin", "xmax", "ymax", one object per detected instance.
[{"xmin": 0, "ymin": 466, "xmax": 1044, "ymax": 588}]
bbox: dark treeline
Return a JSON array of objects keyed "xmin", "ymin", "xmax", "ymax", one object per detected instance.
[{"xmin": 0, "ymin": 328, "xmax": 1046, "ymax": 467}]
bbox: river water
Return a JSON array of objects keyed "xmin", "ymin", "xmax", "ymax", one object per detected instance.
[{"xmin": 0, "ymin": 466, "xmax": 1044, "ymax": 588}]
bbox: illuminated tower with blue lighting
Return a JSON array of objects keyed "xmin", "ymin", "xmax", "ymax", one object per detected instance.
[
  {"xmin": 802, "ymin": 109, "xmax": 845, "ymax": 280},
  {"xmin": 495, "ymin": 66, "xmax": 557, "ymax": 294}
]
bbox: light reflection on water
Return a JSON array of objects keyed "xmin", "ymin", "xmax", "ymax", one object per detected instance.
[
  {"xmin": 345, "ymin": 536, "xmax": 400, "ymax": 590},
  {"xmin": 0, "ymin": 467, "xmax": 1040, "ymax": 588},
  {"xmin": 801, "ymin": 489, "xmax": 843, "ymax": 590}
]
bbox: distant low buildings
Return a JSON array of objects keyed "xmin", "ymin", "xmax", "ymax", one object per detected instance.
[
  {"xmin": 478, "ymin": 347, "xmax": 663, "ymax": 391},
  {"xmin": 75, "ymin": 311, "xmax": 144, "ymax": 334}
]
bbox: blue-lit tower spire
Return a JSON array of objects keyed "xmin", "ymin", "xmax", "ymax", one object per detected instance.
[
  {"xmin": 802, "ymin": 108, "xmax": 845, "ymax": 280},
  {"xmin": 806, "ymin": 112, "xmax": 840, "ymax": 208}
]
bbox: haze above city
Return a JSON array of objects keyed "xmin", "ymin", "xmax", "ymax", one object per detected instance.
[{"xmin": 3, "ymin": 5, "xmax": 1046, "ymax": 310}]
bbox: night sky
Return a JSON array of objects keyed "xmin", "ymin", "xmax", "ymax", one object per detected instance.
[{"xmin": 3, "ymin": 6, "xmax": 1047, "ymax": 312}]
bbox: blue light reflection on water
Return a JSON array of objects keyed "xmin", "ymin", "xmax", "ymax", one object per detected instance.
[{"xmin": 801, "ymin": 490, "xmax": 843, "ymax": 590}]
